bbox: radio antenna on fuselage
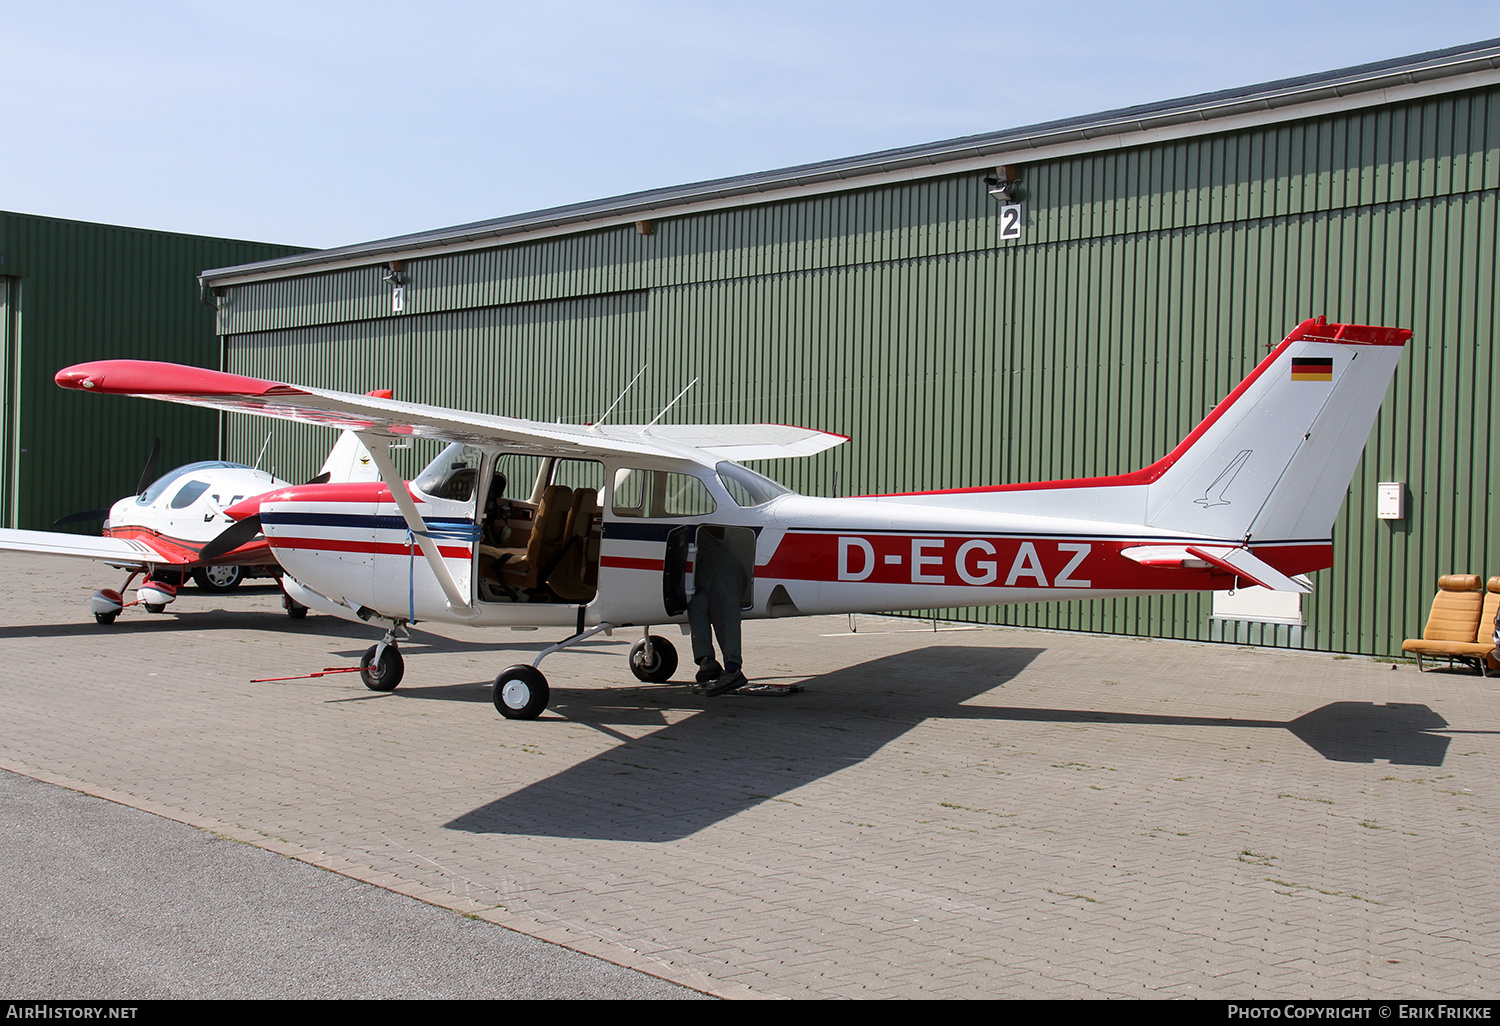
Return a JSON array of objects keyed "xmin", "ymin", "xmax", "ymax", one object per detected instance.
[
  {"xmin": 253, "ymin": 429, "xmax": 273, "ymax": 474},
  {"xmin": 645, "ymin": 377, "xmax": 699, "ymax": 429},
  {"xmin": 591, "ymin": 364, "xmax": 648, "ymax": 428}
]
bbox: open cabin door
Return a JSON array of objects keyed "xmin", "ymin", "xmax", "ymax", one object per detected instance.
[
  {"xmin": 474, "ymin": 453, "xmax": 603, "ymax": 606},
  {"xmin": 663, "ymin": 524, "xmax": 756, "ymax": 616}
]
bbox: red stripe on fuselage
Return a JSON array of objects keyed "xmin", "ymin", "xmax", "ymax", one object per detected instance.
[
  {"xmin": 757, "ymin": 532, "xmax": 1330, "ymax": 590},
  {"xmin": 601, "ymin": 555, "xmax": 666, "ymax": 572}
]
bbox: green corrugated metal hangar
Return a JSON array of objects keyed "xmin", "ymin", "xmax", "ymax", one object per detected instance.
[
  {"xmin": 199, "ymin": 39, "xmax": 1500, "ymax": 659},
  {"xmin": 0, "ymin": 212, "xmax": 305, "ymax": 530}
]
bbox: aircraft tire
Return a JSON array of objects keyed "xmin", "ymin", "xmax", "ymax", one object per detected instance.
[
  {"xmin": 359, "ymin": 645, "xmax": 404, "ymax": 692},
  {"xmin": 286, "ymin": 603, "xmax": 308, "ymax": 620},
  {"xmin": 94, "ymin": 612, "xmax": 118, "ymax": 625},
  {"xmin": 493, "ymin": 665, "xmax": 549, "ymax": 720},
  {"xmin": 144, "ymin": 603, "xmax": 167, "ymax": 614},
  {"xmin": 628, "ymin": 636, "xmax": 679, "ymax": 683},
  {"xmin": 192, "ymin": 565, "xmax": 245, "ymax": 592}
]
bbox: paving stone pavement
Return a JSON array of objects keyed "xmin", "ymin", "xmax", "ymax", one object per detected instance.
[{"xmin": 3, "ymin": 551, "xmax": 1497, "ymax": 999}]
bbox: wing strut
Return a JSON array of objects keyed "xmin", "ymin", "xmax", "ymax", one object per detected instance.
[{"xmin": 359, "ymin": 433, "xmax": 479, "ymax": 620}]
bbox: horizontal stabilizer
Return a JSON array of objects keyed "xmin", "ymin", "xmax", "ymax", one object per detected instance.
[{"xmin": 1185, "ymin": 545, "xmax": 1312, "ymax": 593}]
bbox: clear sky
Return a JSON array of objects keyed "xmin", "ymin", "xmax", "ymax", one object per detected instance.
[{"xmin": 4, "ymin": 1, "xmax": 1497, "ymax": 250}]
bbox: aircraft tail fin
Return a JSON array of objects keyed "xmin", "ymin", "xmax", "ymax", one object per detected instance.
[
  {"xmin": 1141, "ymin": 318, "xmax": 1410, "ymax": 542},
  {"xmin": 315, "ymin": 430, "xmax": 382, "ymax": 484}
]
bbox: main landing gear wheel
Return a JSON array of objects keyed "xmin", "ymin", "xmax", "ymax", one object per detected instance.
[
  {"xmin": 192, "ymin": 565, "xmax": 245, "ymax": 593},
  {"xmin": 493, "ymin": 665, "xmax": 549, "ymax": 720},
  {"xmin": 283, "ymin": 595, "xmax": 308, "ymax": 619},
  {"xmin": 144, "ymin": 603, "xmax": 167, "ymax": 614},
  {"xmin": 628, "ymin": 636, "xmax": 679, "ymax": 683},
  {"xmin": 94, "ymin": 612, "xmax": 118, "ymax": 625},
  {"xmin": 359, "ymin": 645, "xmax": 404, "ymax": 692}
]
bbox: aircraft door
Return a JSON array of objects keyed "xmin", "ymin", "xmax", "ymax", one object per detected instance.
[
  {"xmin": 664, "ymin": 524, "xmax": 755, "ymax": 617},
  {"xmin": 474, "ymin": 453, "xmax": 603, "ymax": 606},
  {"xmin": 598, "ymin": 466, "xmax": 754, "ymax": 622}
]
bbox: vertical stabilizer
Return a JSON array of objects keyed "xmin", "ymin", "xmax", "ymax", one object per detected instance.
[
  {"xmin": 1142, "ymin": 318, "xmax": 1409, "ymax": 542},
  {"xmin": 317, "ymin": 430, "xmax": 382, "ymax": 484}
]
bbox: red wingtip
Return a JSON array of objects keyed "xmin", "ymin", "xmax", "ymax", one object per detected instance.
[{"xmin": 55, "ymin": 360, "xmax": 306, "ymax": 396}]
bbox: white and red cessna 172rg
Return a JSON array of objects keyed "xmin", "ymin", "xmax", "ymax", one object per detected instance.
[
  {"xmin": 53, "ymin": 317, "xmax": 1409, "ymax": 719},
  {"xmin": 0, "ymin": 429, "xmax": 382, "ymax": 622}
]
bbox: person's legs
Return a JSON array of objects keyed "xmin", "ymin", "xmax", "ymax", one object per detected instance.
[{"xmin": 687, "ymin": 590, "xmax": 722, "ymax": 682}]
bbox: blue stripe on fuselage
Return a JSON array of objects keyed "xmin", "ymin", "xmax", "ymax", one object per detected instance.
[{"xmin": 260, "ymin": 511, "xmax": 481, "ymax": 540}]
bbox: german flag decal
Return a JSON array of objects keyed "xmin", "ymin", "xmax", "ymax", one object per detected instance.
[{"xmin": 1291, "ymin": 357, "xmax": 1334, "ymax": 382}]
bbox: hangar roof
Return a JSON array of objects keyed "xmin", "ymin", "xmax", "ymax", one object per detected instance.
[{"xmin": 202, "ymin": 37, "xmax": 1500, "ymax": 287}]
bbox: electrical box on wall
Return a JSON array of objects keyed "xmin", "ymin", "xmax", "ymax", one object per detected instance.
[{"xmin": 1377, "ymin": 482, "xmax": 1406, "ymax": 520}]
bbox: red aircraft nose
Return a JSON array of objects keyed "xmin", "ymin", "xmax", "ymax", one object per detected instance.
[
  {"xmin": 224, "ymin": 495, "xmax": 267, "ymax": 521},
  {"xmin": 227, "ymin": 481, "xmax": 398, "ymax": 521}
]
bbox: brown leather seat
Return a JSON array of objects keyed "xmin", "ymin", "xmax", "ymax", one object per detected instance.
[
  {"xmin": 547, "ymin": 489, "xmax": 601, "ymax": 603},
  {"xmin": 494, "ymin": 485, "xmax": 574, "ymax": 594},
  {"xmin": 1401, "ymin": 575, "xmax": 1498, "ymax": 676}
]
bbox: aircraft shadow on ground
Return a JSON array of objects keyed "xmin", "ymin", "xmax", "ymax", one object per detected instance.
[
  {"xmin": 446, "ymin": 644, "xmax": 1043, "ymax": 842},
  {"xmin": 445, "ymin": 646, "xmax": 1478, "ymax": 843}
]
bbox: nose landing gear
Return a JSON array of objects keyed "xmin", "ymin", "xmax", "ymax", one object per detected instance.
[{"xmin": 359, "ymin": 624, "xmax": 409, "ymax": 692}]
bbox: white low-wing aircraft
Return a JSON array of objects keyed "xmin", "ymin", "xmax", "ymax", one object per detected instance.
[
  {"xmin": 0, "ymin": 429, "xmax": 382, "ymax": 622},
  {"xmin": 53, "ymin": 317, "xmax": 1409, "ymax": 718}
]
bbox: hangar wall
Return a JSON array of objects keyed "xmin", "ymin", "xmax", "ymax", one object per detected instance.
[
  {"xmin": 213, "ymin": 76, "xmax": 1500, "ymax": 658},
  {"xmin": 0, "ymin": 212, "xmax": 305, "ymax": 530}
]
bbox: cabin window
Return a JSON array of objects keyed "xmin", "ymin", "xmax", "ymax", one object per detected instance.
[
  {"xmin": 612, "ymin": 469, "xmax": 716, "ymax": 518},
  {"xmin": 169, "ymin": 480, "xmax": 211, "ymax": 509}
]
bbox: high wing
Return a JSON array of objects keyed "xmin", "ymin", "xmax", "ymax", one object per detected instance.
[
  {"xmin": 54, "ymin": 361, "xmax": 848, "ymax": 465},
  {"xmin": 0, "ymin": 527, "xmax": 195, "ymax": 566}
]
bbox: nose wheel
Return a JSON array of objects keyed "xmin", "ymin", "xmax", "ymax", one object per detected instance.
[{"xmin": 359, "ymin": 643, "xmax": 404, "ymax": 691}]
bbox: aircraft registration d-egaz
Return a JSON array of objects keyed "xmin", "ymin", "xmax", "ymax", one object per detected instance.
[{"xmin": 53, "ymin": 317, "xmax": 1409, "ymax": 720}]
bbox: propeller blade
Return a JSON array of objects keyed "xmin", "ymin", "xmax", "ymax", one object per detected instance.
[
  {"xmin": 136, "ymin": 437, "xmax": 162, "ymax": 496},
  {"xmin": 198, "ymin": 514, "xmax": 261, "ymax": 564},
  {"xmin": 52, "ymin": 508, "xmax": 112, "ymax": 527}
]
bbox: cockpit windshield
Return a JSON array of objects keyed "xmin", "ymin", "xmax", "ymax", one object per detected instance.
[
  {"xmin": 716, "ymin": 462, "xmax": 792, "ymax": 507},
  {"xmin": 137, "ymin": 462, "xmax": 251, "ymax": 506},
  {"xmin": 413, "ymin": 443, "xmax": 484, "ymax": 501}
]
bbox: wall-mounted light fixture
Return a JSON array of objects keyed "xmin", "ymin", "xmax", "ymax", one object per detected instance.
[
  {"xmin": 983, "ymin": 165, "xmax": 1022, "ymax": 203},
  {"xmin": 381, "ymin": 260, "xmax": 407, "ymax": 312}
]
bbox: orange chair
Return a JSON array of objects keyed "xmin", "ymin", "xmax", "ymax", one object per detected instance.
[{"xmin": 1402, "ymin": 575, "xmax": 1498, "ymax": 676}]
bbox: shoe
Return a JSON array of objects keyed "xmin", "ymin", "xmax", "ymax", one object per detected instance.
[
  {"xmin": 694, "ymin": 659, "xmax": 723, "ymax": 684},
  {"xmin": 702, "ymin": 669, "xmax": 747, "ymax": 696}
]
